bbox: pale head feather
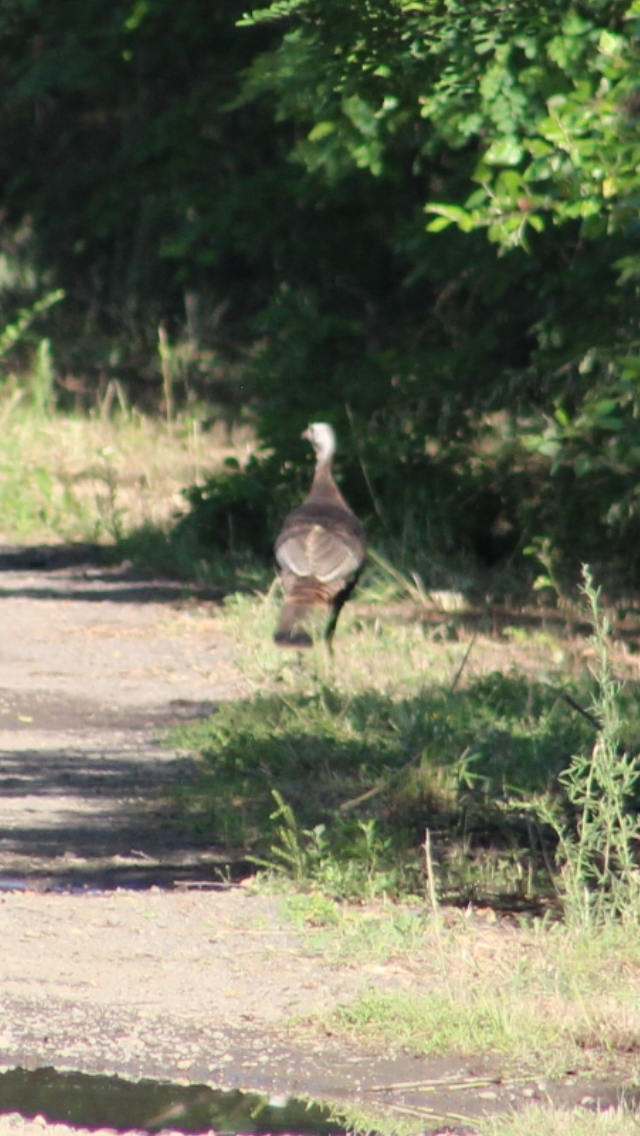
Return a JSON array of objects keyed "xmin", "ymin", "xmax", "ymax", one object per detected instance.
[{"xmin": 302, "ymin": 422, "xmax": 336, "ymax": 463}]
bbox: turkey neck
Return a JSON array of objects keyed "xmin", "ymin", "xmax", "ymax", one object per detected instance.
[{"xmin": 309, "ymin": 452, "xmax": 351, "ymax": 511}]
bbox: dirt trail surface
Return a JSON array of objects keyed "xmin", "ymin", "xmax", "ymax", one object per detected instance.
[{"xmin": 0, "ymin": 548, "xmax": 628, "ymax": 1135}]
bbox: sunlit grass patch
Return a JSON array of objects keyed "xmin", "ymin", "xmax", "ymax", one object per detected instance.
[
  {"xmin": 273, "ymin": 900, "xmax": 640, "ymax": 1111},
  {"xmin": 320, "ymin": 912, "xmax": 640, "ymax": 1077},
  {"xmin": 0, "ymin": 403, "xmax": 255, "ymax": 547},
  {"xmin": 332, "ymin": 1095, "xmax": 640, "ymax": 1136},
  {"xmin": 170, "ymin": 575, "xmax": 640, "ymax": 1080},
  {"xmin": 335, "ymin": 986, "xmax": 558, "ymax": 1061},
  {"xmin": 483, "ymin": 1103, "xmax": 640, "ymax": 1136}
]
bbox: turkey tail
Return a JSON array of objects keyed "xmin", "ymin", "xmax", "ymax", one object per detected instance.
[
  {"xmin": 273, "ymin": 577, "xmax": 333, "ymax": 647},
  {"xmin": 273, "ymin": 603, "xmax": 313, "ymax": 648}
]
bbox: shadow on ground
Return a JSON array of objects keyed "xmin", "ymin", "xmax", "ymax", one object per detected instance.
[
  {"xmin": 0, "ymin": 543, "xmax": 224, "ymax": 605},
  {"xmin": 0, "ymin": 687, "xmax": 246, "ymax": 892}
]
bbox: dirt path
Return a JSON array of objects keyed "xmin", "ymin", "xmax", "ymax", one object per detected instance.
[
  {"xmin": 0, "ymin": 545, "xmax": 244, "ymax": 890},
  {"xmin": 0, "ymin": 549, "xmax": 624, "ymax": 1135}
]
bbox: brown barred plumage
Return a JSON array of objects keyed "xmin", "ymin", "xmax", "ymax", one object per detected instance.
[{"xmin": 274, "ymin": 423, "xmax": 366, "ymax": 650}]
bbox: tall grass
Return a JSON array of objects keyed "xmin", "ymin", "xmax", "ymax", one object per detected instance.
[
  {"xmin": 537, "ymin": 566, "xmax": 640, "ymax": 926},
  {"xmin": 0, "ymin": 395, "xmax": 255, "ymax": 549},
  {"xmin": 170, "ymin": 585, "xmax": 614, "ymax": 907}
]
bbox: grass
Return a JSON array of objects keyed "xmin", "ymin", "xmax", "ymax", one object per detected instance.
[
  {"xmin": 0, "ymin": 396, "xmax": 256, "ymax": 556},
  {"xmin": 170, "ymin": 585, "xmax": 640, "ymax": 910},
  {"xmin": 486, "ymin": 1107, "xmax": 640, "ymax": 1136},
  {"xmin": 170, "ymin": 668, "xmax": 593, "ymax": 901},
  {"xmin": 333, "ymin": 1098, "xmax": 640, "ymax": 1136},
  {"xmin": 335, "ymin": 1097, "xmax": 640, "ymax": 1136},
  {"xmin": 3, "ymin": 394, "xmax": 640, "ymax": 1130},
  {"xmin": 538, "ymin": 567, "xmax": 640, "ymax": 926},
  {"xmin": 319, "ymin": 907, "xmax": 640, "ymax": 1068},
  {"xmin": 268, "ymin": 895, "xmax": 640, "ymax": 1082}
]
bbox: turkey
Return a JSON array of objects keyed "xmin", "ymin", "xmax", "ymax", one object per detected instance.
[{"xmin": 274, "ymin": 422, "xmax": 366, "ymax": 649}]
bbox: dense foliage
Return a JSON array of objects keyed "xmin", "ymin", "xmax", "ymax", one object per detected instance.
[{"xmin": 2, "ymin": 0, "xmax": 640, "ymax": 583}]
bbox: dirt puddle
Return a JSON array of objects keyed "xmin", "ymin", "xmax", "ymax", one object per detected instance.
[{"xmin": 0, "ymin": 1069, "xmax": 342, "ymax": 1135}]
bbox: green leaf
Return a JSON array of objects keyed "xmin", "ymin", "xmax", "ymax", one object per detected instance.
[
  {"xmin": 483, "ymin": 137, "xmax": 524, "ymax": 166},
  {"xmin": 581, "ymin": 214, "xmax": 608, "ymax": 239},
  {"xmin": 424, "ymin": 203, "xmax": 475, "ymax": 232},
  {"xmin": 123, "ymin": 1, "xmax": 149, "ymax": 32},
  {"xmin": 537, "ymin": 440, "xmax": 562, "ymax": 457},
  {"xmin": 238, "ymin": 0, "xmax": 305, "ymax": 25},
  {"xmin": 495, "ymin": 169, "xmax": 521, "ymax": 198},
  {"xmin": 564, "ymin": 198, "xmax": 602, "ymax": 218},
  {"xmin": 599, "ymin": 30, "xmax": 624, "ymax": 56},
  {"xmin": 308, "ymin": 121, "xmax": 337, "ymax": 141},
  {"xmin": 426, "ymin": 216, "xmax": 455, "ymax": 232}
]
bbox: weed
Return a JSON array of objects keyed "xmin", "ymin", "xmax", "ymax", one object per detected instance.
[
  {"xmin": 31, "ymin": 338, "xmax": 55, "ymax": 417},
  {"xmin": 0, "ymin": 288, "xmax": 64, "ymax": 362},
  {"xmin": 282, "ymin": 892, "xmax": 342, "ymax": 928},
  {"xmin": 366, "ymin": 547, "xmax": 433, "ymax": 607},
  {"xmin": 156, "ymin": 323, "xmax": 199, "ymax": 424},
  {"xmin": 256, "ymin": 790, "xmax": 408, "ymax": 900},
  {"xmin": 537, "ymin": 566, "xmax": 640, "ymax": 926},
  {"xmin": 96, "ymin": 447, "xmax": 125, "ymax": 542},
  {"xmin": 525, "ymin": 535, "xmax": 568, "ymax": 604}
]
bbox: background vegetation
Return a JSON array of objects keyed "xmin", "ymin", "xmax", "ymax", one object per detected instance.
[{"xmin": 2, "ymin": 0, "xmax": 640, "ymax": 588}]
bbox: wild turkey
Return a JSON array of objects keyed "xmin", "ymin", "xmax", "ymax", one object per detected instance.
[{"xmin": 274, "ymin": 422, "xmax": 365, "ymax": 649}]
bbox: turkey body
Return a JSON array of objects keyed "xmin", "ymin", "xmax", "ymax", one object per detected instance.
[{"xmin": 274, "ymin": 423, "xmax": 365, "ymax": 649}]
